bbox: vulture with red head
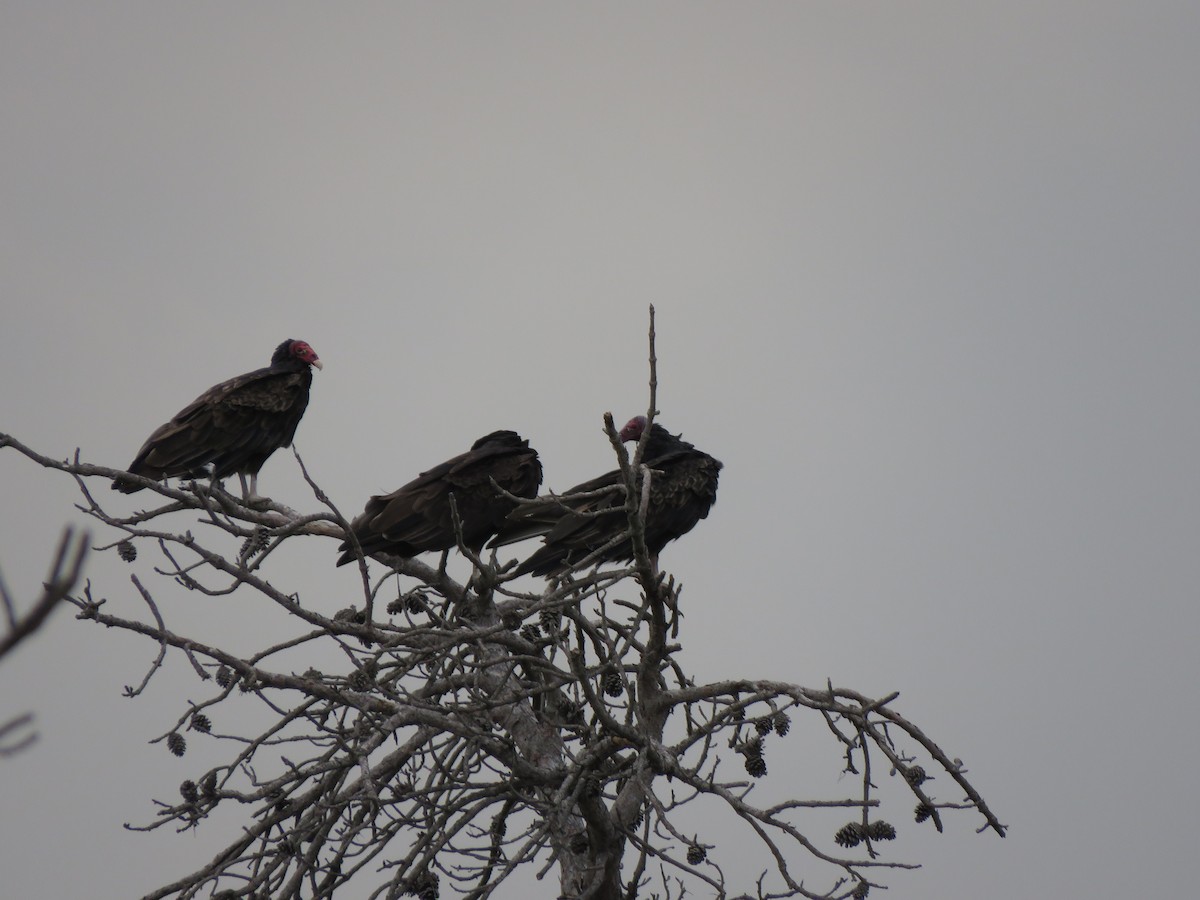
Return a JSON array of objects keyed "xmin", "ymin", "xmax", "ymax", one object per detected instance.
[
  {"xmin": 336, "ymin": 430, "xmax": 542, "ymax": 566},
  {"xmin": 491, "ymin": 416, "xmax": 721, "ymax": 577},
  {"xmin": 112, "ymin": 338, "xmax": 322, "ymax": 500}
]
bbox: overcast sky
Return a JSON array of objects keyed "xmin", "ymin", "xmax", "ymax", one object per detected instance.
[{"xmin": 2, "ymin": 4, "xmax": 1198, "ymax": 898}]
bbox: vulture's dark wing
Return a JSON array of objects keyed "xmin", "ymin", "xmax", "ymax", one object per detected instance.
[
  {"xmin": 487, "ymin": 467, "xmax": 625, "ymax": 549},
  {"xmin": 492, "ymin": 421, "xmax": 721, "ymax": 578},
  {"xmin": 112, "ymin": 339, "xmax": 321, "ymax": 494},
  {"xmin": 337, "ymin": 431, "xmax": 542, "ymax": 566},
  {"xmin": 638, "ymin": 445, "xmax": 723, "ymax": 555}
]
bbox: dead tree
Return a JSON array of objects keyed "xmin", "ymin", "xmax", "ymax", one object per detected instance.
[{"xmin": 0, "ymin": 318, "xmax": 1003, "ymax": 900}]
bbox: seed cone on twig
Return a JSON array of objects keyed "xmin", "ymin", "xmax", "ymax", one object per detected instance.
[
  {"xmin": 835, "ymin": 822, "xmax": 864, "ymax": 848},
  {"xmin": 867, "ymin": 820, "xmax": 896, "ymax": 841},
  {"xmin": 603, "ymin": 671, "xmax": 624, "ymax": 697}
]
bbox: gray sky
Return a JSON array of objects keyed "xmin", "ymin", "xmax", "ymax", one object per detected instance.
[{"xmin": 2, "ymin": 3, "xmax": 1198, "ymax": 897}]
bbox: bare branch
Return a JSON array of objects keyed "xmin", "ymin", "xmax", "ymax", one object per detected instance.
[
  {"xmin": 0, "ymin": 525, "xmax": 89, "ymax": 755},
  {"xmin": 0, "ymin": 525, "xmax": 89, "ymax": 661}
]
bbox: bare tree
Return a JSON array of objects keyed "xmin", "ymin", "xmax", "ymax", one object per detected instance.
[{"xmin": 0, "ymin": 314, "xmax": 1003, "ymax": 899}]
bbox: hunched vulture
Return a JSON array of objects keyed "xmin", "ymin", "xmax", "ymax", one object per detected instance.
[
  {"xmin": 336, "ymin": 430, "xmax": 542, "ymax": 566},
  {"xmin": 491, "ymin": 416, "xmax": 721, "ymax": 577},
  {"xmin": 112, "ymin": 338, "xmax": 322, "ymax": 500}
]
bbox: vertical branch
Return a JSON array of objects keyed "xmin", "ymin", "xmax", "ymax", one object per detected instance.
[{"xmin": 636, "ymin": 304, "xmax": 659, "ymax": 469}]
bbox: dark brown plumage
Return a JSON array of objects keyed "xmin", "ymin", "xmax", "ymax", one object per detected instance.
[
  {"xmin": 336, "ymin": 431, "xmax": 542, "ymax": 566},
  {"xmin": 491, "ymin": 416, "xmax": 721, "ymax": 577},
  {"xmin": 111, "ymin": 339, "xmax": 322, "ymax": 499}
]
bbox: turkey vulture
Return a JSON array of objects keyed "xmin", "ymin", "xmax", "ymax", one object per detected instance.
[
  {"xmin": 112, "ymin": 338, "xmax": 322, "ymax": 500},
  {"xmin": 491, "ymin": 416, "xmax": 721, "ymax": 577},
  {"xmin": 336, "ymin": 431, "xmax": 542, "ymax": 566}
]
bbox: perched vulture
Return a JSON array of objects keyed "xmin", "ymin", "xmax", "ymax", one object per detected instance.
[
  {"xmin": 336, "ymin": 431, "xmax": 542, "ymax": 566},
  {"xmin": 112, "ymin": 338, "xmax": 322, "ymax": 500},
  {"xmin": 491, "ymin": 416, "xmax": 721, "ymax": 577}
]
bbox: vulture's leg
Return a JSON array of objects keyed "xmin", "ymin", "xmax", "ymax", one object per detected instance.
[{"xmin": 240, "ymin": 472, "xmax": 268, "ymax": 508}]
